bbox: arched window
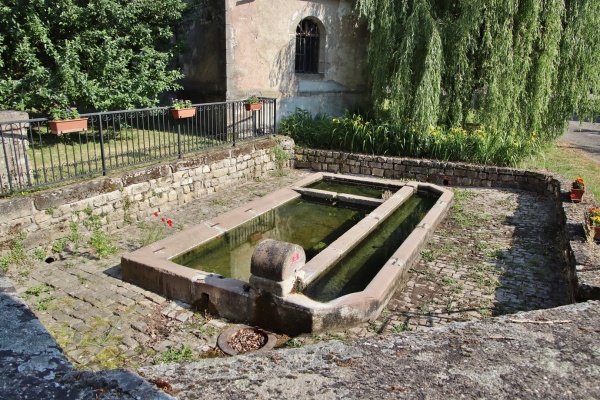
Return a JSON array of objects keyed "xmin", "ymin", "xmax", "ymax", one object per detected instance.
[{"xmin": 295, "ymin": 19, "xmax": 320, "ymax": 73}]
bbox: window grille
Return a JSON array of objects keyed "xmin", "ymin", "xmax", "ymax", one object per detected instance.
[{"xmin": 295, "ymin": 19, "xmax": 320, "ymax": 73}]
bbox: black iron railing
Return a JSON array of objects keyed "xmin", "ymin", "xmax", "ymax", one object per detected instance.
[{"xmin": 0, "ymin": 98, "xmax": 276, "ymax": 196}]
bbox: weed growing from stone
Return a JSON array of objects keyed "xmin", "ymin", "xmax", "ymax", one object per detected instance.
[
  {"xmin": 284, "ymin": 338, "xmax": 303, "ymax": 348},
  {"xmin": 83, "ymin": 210, "xmax": 117, "ymax": 258},
  {"xmin": 52, "ymin": 239, "xmax": 67, "ymax": 253},
  {"xmin": 273, "ymin": 141, "xmax": 290, "ymax": 169},
  {"xmin": 421, "ymin": 249, "xmax": 435, "ymax": 262},
  {"xmin": 25, "ymin": 282, "xmax": 53, "ymax": 297},
  {"xmin": 393, "ymin": 319, "xmax": 412, "ymax": 333},
  {"xmin": 154, "ymin": 344, "xmax": 194, "ymax": 364},
  {"xmin": 139, "ymin": 212, "xmax": 175, "ymax": 246},
  {"xmin": 36, "ymin": 295, "xmax": 56, "ymax": 311},
  {"xmin": 33, "ymin": 248, "xmax": 46, "ymax": 261},
  {"xmin": 441, "ymin": 277, "xmax": 456, "ymax": 286},
  {"xmin": 0, "ymin": 232, "xmax": 29, "ymax": 272}
]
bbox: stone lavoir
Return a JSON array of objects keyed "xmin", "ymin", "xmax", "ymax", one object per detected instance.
[{"xmin": 121, "ymin": 172, "xmax": 453, "ymax": 334}]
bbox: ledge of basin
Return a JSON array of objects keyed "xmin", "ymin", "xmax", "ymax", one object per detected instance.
[
  {"xmin": 300, "ymin": 246, "xmax": 345, "ymax": 284},
  {"xmin": 418, "ymin": 203, "xmax": 451, "ymax": 232},
  {"xmin": 226, "ymin": 187, "xmax": 300, "ymax": 218},
  {"xmin": 329, "ymin": 216, "xmax": 380, "ymax": 251},
  {"xmin": 416, "ymin": 182, "xmax": 451, "ymax": 196},
  {"xmin": 132, "ymin": 224, "xmax": 223, "ymax": 260},
  {"xmin": 291, "ymin": 172, "xmax": 323, "ymax": 187},
  {"xmin": 337, "ymin": 193, "xmax": 384, "ymax": 207},
  {"xmin": 321, "ymin": 173, "xmax": 404, "ymax": 189},
  {"xmin": 292, "ymin": 187, "xmax": 337, "ymax": 200}
]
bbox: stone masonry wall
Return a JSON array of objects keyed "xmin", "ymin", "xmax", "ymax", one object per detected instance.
[{"xmin": 0, "ymin": 137, "xmax": 294, "ymax": 251}]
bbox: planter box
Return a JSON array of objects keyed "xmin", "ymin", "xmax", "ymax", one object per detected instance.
[
  {"xmin": 48, "ymin": 118, "xmax": 88, "ymax": 135},
  {"xmin": 171, "ymin": 108, "xmax": 196, "ymax": 119},
  {"xmin": 571, "ymin": 187, "xmax": 585, "ymax": 203},
  {"xmin": 245, "ymin": 102, "xmax": 263, "ymax": 111}
]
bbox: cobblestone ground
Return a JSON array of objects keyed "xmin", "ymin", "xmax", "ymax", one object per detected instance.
[{"xmin": 6, "ymin": 170, "xmax": 570, "ymax": 370}]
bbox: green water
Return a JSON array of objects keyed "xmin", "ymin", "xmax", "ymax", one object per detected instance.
[
  {"xmin": 307, "ymin": 180, "xmax": 387, "ymax": 198},
  {"xmin": 172, "ymin": 198, "xmax": 369, "ymax": 281},
  {"xmin": 303, "ymin": 193, "xmax": 438, "ymax": 302}
]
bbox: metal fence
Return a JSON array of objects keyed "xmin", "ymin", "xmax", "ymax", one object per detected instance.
[{"xmin": 0, "ymin": 98, "xmax": 276, "ymax": 196}]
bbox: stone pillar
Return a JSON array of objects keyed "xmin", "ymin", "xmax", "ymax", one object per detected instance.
[
  {"xmin": 0, "ymin": 111, "xmax": 33, "ymax": 192},
  {"xmin": 249, "ymin": 239, "xmax": 306, "ymax": 297}
]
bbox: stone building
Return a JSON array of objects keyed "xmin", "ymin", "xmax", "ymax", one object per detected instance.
[{"xmin": 180, "ymin": 0, "xmax": 370, "ymax": 117}]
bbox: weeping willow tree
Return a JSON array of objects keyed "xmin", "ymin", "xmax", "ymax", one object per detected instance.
[{"xmin": 356, "ymin": 0, "xmax": 600, "ymax": 141}]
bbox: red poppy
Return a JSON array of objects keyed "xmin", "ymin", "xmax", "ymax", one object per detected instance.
[
  {"xmin": 154, "ymin": 212, "xmax": 159, "ymax": 217},
  {"xmin": 167, "ymin": 220, "xmax": 173, "ymax": 227},
  {"xmin": 161, "ymin": 217, "xmax": 166, "ymax": 222}
]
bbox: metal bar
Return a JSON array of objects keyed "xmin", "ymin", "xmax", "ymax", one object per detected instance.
[{"xmin": 99, "ymin": 115, "xmax": 107, "ymax": 176}]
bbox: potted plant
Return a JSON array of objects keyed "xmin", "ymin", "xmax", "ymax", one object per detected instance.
[
  {"xmin": 48, "ymin": 103, "xmax": 88, "ymax": 135},
  {"xmin": 585, "ymin": 206, "xmax": 600, "ymax": 240},
  {"xmin": 244, "ymin": 95, "xmax": 262, "ymax": 111},
  {"xmin": 585, "ymin": 207, "xmax": 600, "ymax": 240},
  {"xmin": 170, "ymin": 99, "xmax": 196, "ymax": 119},
  {"xmin": 570, "ymin": 177, "xmax": 585, "ymax": 203}
]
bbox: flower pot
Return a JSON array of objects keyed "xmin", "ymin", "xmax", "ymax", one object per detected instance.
[
  {"xmin": 570, "ymin": 187, "xmax": 585, "ymax": 203},
  {"xmin": 585, "ymin": 224, "xmax": 600, "ymax": 241},
  {"xmin": 245, "ymin": 102, "xmax": 262, "ymax": 111},
  {"xmin": 171, "ymin": 108, "xmax": 196, "ymax": 119},
  {"xmin": 49, "ymin": 118, "xmax": 88, "ymax": 135}
]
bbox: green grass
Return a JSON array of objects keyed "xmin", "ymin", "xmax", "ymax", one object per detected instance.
[
  {"xmin": 26, "ymin": 123, "xmax": 226, "ymax": 186},
  {"xmin": 520, "ymin": 143, "xmax": 600, "ymax": 200}
]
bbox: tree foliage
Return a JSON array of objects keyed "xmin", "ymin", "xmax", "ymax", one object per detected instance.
[
  {"xmin": 357, "ymin": 0, "xmax": 600, "ymax": 140},
  {"xmin": 0, "ymin": 0, "xmax": 188, "ymax": 111}
]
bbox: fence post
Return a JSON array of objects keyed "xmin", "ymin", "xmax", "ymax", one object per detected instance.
[
  {"xmin": 177, "ymin": 120, "xmax": 182, "ymax": 158},
  {"xmin": 98, "ymin": 115, "xmax": 107, "ymax": 176},
  {"xmin": 273, "ymin": 98, "xmax": 277, "ymax": 136},
  {"xmin": 232, "ymin": 102, "xmax": 237, "ymax": 147}
]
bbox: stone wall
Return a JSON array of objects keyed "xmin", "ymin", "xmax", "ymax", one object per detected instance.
[
  {"xmin": 295, "ymin": 149, "xmax": 559, "ymax": 194},
  {"xmin": 0, "ymin": 137, "xmax": 294, "ymax": 251}
]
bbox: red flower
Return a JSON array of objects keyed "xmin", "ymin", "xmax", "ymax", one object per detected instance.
[
  {"xmin": 161, "ymin": 217, "xmax": 166, "ymax": 222},
  {"xmin": 167, "ymin": 220, "xmax": 173, "ymax": 227},
  {"xmin": 154, "ymin": 212, "xmax": 159, "ymax": 217}
]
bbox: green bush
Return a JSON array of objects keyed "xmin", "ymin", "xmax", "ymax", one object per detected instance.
[{"xmin": 279, "ymin": 109, "xmax": 541, "ymax": 167}]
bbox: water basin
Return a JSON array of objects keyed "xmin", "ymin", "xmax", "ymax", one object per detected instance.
[{"xmin": 121, "ymin": 172, "xmax": 453, "ymax": 334}]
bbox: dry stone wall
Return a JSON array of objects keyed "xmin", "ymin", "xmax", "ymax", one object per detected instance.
[
  {"xmin": 0, "ymin": 137, "xmax": 293, "ymax": 250},
  {"xmin": 294, "ymin": 149, "xmax": 558, "ymax": 195}
]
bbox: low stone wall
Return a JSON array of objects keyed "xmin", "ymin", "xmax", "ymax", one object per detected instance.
[
  {"xmin": 0, "ymin": 137, "xmax": 293, "ymax": 251},
  {"xmin": 294, "ymin": 148, "xmax": 598, "ymax": 302}
]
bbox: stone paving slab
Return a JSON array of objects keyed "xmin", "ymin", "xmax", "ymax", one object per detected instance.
[
  {"xmin": 138, "ymin": 301, "xmax": 600, "ymax": 399},
  {"xmin": 0, "ymin": 273, "xmax": 172, "ymax": 399}
]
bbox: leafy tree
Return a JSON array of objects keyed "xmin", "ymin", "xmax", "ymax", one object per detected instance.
[
  {"xmin": 356, "ymin": 0, "xmax": 600, "ymax": 141},
  {"xmin": 0, "ymin": 0, "xmax": 187, "ymax": 112}
]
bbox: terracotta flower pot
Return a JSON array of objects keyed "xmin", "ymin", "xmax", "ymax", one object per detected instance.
[
  {"xmin": 570, "ymin": 187, "xmax": 584, "ymax": 203},
  {"xmin": 171, "ymin": 108, "xmax": 196, "ymax": 119},
  {"xmin": 245, "ymin": 102, "xmax": 262, "ymax": 111},
  {"xmin": 49, "ymin": 118, "xmax": 88, "ymax": 135}
]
